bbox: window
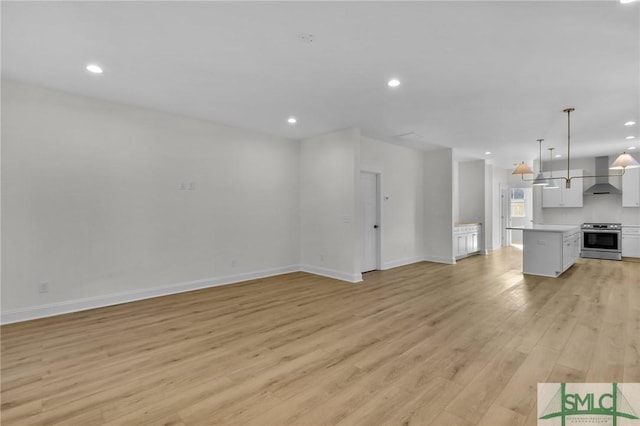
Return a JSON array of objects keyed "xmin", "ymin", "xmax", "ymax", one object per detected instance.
[
  {"xmin": 511, "ymin": 201, "xmax": 526, "ymax": 217},
  {"xmin": 511, "ymin": 188, "xmax": 525, "ymax": 200}
]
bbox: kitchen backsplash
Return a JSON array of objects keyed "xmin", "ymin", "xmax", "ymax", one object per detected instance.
[{"xmin": 536, "ymin": 193, "xmax": 640, "ymax": 225}]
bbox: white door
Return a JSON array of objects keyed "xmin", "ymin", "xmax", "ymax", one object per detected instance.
[{"xmin": 360, "ymin": 172, "xmax": 379, "ymax": 272}]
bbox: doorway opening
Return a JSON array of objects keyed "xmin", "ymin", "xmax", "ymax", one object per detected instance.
[{"xmin": 508, "ymin": 187, "xmax": 532, "ymax": 250}]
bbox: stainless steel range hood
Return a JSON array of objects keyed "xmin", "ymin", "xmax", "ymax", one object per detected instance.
[{"xmin": 584, "ymin": 156, "xmax": 621, "ymax": 195}]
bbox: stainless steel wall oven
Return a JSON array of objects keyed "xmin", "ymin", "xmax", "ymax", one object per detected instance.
[{"xmin": 581, "ymin": 223, "xmax": 622, "ymax": 261}]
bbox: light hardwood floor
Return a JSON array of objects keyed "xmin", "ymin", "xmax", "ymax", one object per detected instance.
[{"xmin": 1, "ymin": 248, "xmax": 639, "ymax": 425}]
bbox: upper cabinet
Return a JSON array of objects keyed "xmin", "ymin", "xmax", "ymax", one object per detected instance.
[
  {"xmin": 542, "ymin": 169, "xmax": 583, "ymax": 208},
  {"xmin": 622, "ymin": 167, "xmax": 640, "ymax": 207}
]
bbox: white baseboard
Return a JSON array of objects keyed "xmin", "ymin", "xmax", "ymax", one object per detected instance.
[
  {"xmin": 0, "ymin": 265, "xmax": 299, "ymax": 325},
  {"xmin": 423, "ymin": 255, "xmax": 456, "ymax": 265},
  {"xmin": 299, "ymin": 264, "xmax": 362, "ymax": 283},
  {"xmin": 381, "ymin": 256, "xmax": 424, "ymax": 270}
]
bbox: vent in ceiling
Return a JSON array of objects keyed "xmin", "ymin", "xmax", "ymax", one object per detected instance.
[{"xmin": 392, "ymin": 132, "xmax": 425, "ymax": 142}]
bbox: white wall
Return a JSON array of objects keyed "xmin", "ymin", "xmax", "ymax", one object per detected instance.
[
  {"xmin": 299, "ymin": 128, "xmax": 361, "ymax": 282},
  {"xmin": 1, "ymin": 80, "xmax": 301, "ymax": 319},
  {"xmin": 533, "ymin": 156, "xmax": 640, "ymax": 225},
  {"xmin": 458, "ymin": 160, "xmax": 485, "ymax": 224},
  {"xmin": 484, "ymin": 164, "xmax": 492, "ymax": 252},
  {"xmin": 360, "ymin": 136, "xmax": 424, "ymax": 269},
  {"xmin": 423, "ymin": 148, "xmax": 454, "ymax": 263},
  {"xmin": 453, "ymin": 160, "xmax": 459, "ymax": 224},
  {"xmin": 2, "ymin": 80, "xmax": 538, "ymax": 323}
]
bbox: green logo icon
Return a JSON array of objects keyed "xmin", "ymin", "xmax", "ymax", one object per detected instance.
[{"xmin": 539, "ymin": 383, "xmax": 639, "ymax": 426}]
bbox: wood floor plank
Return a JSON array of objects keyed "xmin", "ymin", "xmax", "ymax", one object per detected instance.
[
  {"xmin": 493, "ymin": 344, "xmax": 561, "ymax": 417},
  {"xmin": 443, "ymin": 348, "xmax": 527, "ymax": 424},
  {"xmin": 476, "ymin": 403, "xmax": 526, "ymax": 426},
  {"xmin": 586, "ymin": 320, "xmax": 626, "ymax": 382},
  {"xmin": 1, "ymin": 248, "xmax": 638, "ymax": 425},
  {"xmin": 556, "ymin": 323, "xmax": 598, "ymax": 372},
  {"xmin": 624, "ymin": 308, "xmax": 640, "ymax": 382}
]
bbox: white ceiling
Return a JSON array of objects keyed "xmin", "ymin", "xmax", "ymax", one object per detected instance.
[{"xmin": 2, "ymin": 1, "xmax": 638, "ymax": 168}]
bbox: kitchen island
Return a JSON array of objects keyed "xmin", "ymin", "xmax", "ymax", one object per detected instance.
[{"xmin": 507, "ymin": 224, "xmax": 581, "ymax": 277}]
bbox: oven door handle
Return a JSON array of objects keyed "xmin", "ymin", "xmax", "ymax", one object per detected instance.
[{"xmin": 582, "ymin": 229, "xmax": 621, "ymax": 234}]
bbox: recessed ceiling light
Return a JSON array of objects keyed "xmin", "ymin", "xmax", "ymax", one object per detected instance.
[
  {"xmin": 629, "ymin": 146, "xmax": 637, "ymax": 150},
  {"xmin": 555, "ymin": 154, "xmax": 562, "ymax": 158},
  {"xmin": 86, "ymin": 64, "xmax": 103, "ymax": 74},
  {"xmin": 484, "ymin": 151, "xmax": 492, "ymax": 155},
  {"xmin": 287, "ymin": 117, "xmax": 297, "ymax": 124},
  {"xmin": 626, "ymin": 136, "xmax": 636, "ymax": 139},
  {"xmin": 387, "ymin": 79, "xmax": 401, "ymax": 87},
  {"xmin": 620, "ymin": 0, "xmax": 637, "ymax": 4},
  {"xmin": 625, "ymin": 121, "xmax": 636, "ymax": 126}
]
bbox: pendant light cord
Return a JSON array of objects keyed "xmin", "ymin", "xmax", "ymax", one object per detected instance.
[
  {"xmin": 564, "ymin": 108, "xmax": 574, "ymax": 185},
  {"xmin": 537, "ymin": 138, "xmax": 544, "ymax": 173}
]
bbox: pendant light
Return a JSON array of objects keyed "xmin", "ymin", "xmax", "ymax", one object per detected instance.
[
  {"xmin": 610, "ymin": 152, "xmax": 640, "ymax": 170},
  {"xmin": 512, "ymin": 107, "xmax": 640, "ymax": 188},
  {"xmin": 544, "ymin": 147, "xmax": 560, "ymax": 189},
  {"xmin": 512, "ymin": 161, "xmax": 534, "ymax": 175},
  {"xmin": 531, "ymin": 139, "xmax": 549, "ymax": 186}
]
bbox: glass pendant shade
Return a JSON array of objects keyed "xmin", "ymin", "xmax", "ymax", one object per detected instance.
[
  {"xmin": 512, "ymin": 161, "xmax": 534, "ymax": 175},
  {"xmin": 544, "ymin": 178, "xmax": 560, "ymax": 189},
  {"xmin": 544, "ymin": 147, "xmax": 560, "ymax": 189},
  {"xmin": 532, "ymin": 172, "xmax": 549, "ymax": 186},
  {"xmin": 609, "ymin": 152, "xmax": 640, "ymax": 170}
]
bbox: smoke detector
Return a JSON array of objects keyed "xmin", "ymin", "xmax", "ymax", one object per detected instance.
[{"xmin": 298, "ymin": 34, "xmax": 315, "ymax": 43}]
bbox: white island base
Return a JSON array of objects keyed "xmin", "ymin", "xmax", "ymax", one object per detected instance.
[{"xmin": 507, "ymin": 225, "xmax": 581, "ymax": 278}]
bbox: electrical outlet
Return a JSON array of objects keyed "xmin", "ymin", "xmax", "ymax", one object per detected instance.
[
  {"xmin": 188, "ymin": 182, "xmax": 195, "ymax": 191},
  {"xmin": 38, "ymin": 282, "xmax": 49, "ymax": 294}
]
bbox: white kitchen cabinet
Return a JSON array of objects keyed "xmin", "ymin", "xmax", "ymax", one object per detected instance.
[
  {"xmin": 469, "ymin": 232, "xmax": 478, "ymax": 253},
  {"xmin": 562, "ymin": 230, "xmax": 581, "ymax": 272},
  {"xmin": 622, "ymin": 167, "xmax": 640, "ymax": 207},
  {"xmin": 542, "ymin": 169, "xmax": 583, "ymax": 208},
  {"xmin": 454, "ymin": 224, "xmax": 481, "ymax": 259},
  {"xmin": 456, "ymin": 234, "xmax": 467, "ymax": 257},
  {"xmin": 622, "ymin": 226, "xmax": 640, "ymax": 258}
]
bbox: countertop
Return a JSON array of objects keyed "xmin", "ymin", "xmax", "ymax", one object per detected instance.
[
  {"xmin": 454, "ymin": 222, "xmax": 481, "ymax": 226},
  {"xmin": 506, "ymin": 224, "xmax": 580, "ymax": 233}
]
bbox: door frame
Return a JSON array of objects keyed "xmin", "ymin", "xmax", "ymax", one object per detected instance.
[
  {"xmin": 360, "ymin": 166, "xmax": 383, "ymax": 272},
  {"xmin": 500, "ymin": 185, "xmax": 509, "ymax": 247}
]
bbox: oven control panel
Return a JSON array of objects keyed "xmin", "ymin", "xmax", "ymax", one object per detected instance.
[{"xmin": 581, "ymin": 223, "xmax": 622, "ymax": 230}]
